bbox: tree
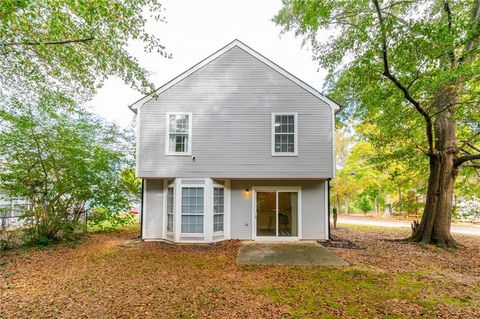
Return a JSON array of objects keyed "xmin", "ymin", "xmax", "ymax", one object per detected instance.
[
  {"xmin": 0, "ymin": 93, "xmax": 132, "ymax": 243},
  {"xmin": 276, "ymin": 0, "xmax": 480, "ymax": 247},
  {"xmin": 0, "ymin": 0, "xmax": 169, "ymax": 100}
]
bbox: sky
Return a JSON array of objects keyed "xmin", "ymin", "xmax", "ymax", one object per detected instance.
[{"xmin": 88, "ymin": 0, "xmax": 328, "ymax": 128}]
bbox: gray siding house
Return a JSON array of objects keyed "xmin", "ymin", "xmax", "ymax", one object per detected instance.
[{"xmin": 130, "ymin": 40, "xmax": 340, "ymax": 243}]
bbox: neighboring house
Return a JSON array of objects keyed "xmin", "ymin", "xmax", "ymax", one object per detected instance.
[
  {"xmin": 0, "ymin": 189, "xmax": 28, "ymax": 228},
  {"xmin": 129, "ymin": 40, "xmax": 340, "ymax": 243}
]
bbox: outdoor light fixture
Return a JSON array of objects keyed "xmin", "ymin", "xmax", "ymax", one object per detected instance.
[{"xmin": 245, "ymin": 188, "xmax": 250, "ymax": 194}]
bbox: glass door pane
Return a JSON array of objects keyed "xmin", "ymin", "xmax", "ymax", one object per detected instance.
[
  {"xmin": 256, "ymin": 192, "xmax": 276, "ymax": 236},
  {"xmin": 278, "ymin": 192, "xmax": 298, "ymax": 237}
]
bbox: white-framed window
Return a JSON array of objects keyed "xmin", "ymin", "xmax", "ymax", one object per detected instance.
[
  {"xmin": 166, "ymin": 187, "xmax": 174, "ymax": 233},
  {"xmin": 181, "ymin": 187, "xmax": 204, "ymax": 234},
  {"xmin": 271, "ymin": 112, "xmax": 298, "ymax": 156},
  {"xmin": 166, "ymin": 112, "xmax": 192, "ymax": 155},
  {"xmin": 213, "ymin": 187, "xmax": 224, "ymax": 233}
]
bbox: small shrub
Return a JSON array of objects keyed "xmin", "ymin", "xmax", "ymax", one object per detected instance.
[{"xmin": 87, "ymin": 208, "xmax": 135, "ymax": 233}]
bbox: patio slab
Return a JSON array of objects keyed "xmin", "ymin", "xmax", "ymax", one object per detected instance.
[{"xmin": 236, "ymin": 242, "xmax": 348, "ymax": 266}]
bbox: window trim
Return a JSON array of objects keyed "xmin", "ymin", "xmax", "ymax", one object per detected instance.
[
  {"xmin": 271, "ymin": 112, "xmax": 298, "ymax": 156},
  {"xmin": 165, "ymin": 112, "xmax": 193, "ymax": 156},
  {"xmin": 213, "ymin": 186, "xmax": 225, "ymax": 235},
  {"xmin": 166, "ymin": 186, "xmax": 174, "ymax": 234},
  {"xmin": 180, "ymin": 186, "xmax": 205, "ymax": 236},
  {"xmin": 251, "ymin": 186, "xmax": 302, "ymax": 241}
]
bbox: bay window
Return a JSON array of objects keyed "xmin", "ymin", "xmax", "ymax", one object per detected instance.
[
  {"xmin": 181, "ymin": 187, "xmax": 204, "ymax": 233},
  {"xmin": 213, "ymin": 187, "xmax": 224, "ymax": 232}
]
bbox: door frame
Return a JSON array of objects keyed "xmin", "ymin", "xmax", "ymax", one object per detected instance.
[{"xmin": 251, "ymin": 186, "xmax": 302, "ymax": 241}]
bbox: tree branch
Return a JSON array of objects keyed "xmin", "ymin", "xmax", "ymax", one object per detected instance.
[
  {"xmin": 466, "ymin": 0, "xmax": 480, "ymax": 52},
  {"xmin": 0, "ymin": 36, "xmax": 95, "ymax": 47},
  {"xmin": 464, "ymin": 163, "xmax": 480, "ymax": 168},
  {"xmin": 454, "ymin": 153, "xmax": 480, "ymax": 167},
  {"xmin": 459, "ymin": 131, "xmax": 480, "ymax": 150},
  {"xmin": 371, "ymin": 0, "xmax": 434, "ymax": 155}
]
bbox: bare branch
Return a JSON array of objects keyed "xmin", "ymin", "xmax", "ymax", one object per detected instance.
[
  {"xmin": 459, "ymin": 131, "xmax": 480, "ymax": 150},
  {"xmin": 458, "ymin": 0, "xmax": 480, "ymax": 64},
  {"xmin": 466, "ymin": 142, "xmax": 480, "ymax": 153},
  {"xmin": 455, "ymin": 153, "xmax": 480, "ymax": 167},
  {"xmin": 466, "ymin": 0, "xmax": 480, "ymax": 53},
  {"xmin": 1, "ymin": 36, "xmax": 95, "ymax": 47},
  {"xmin": 371, "ymin": 0, "xmax": 434, "ymax": 155},
  {"xmin": 464, "ymin": 163, "xmax": 480, "ymax": 168}
]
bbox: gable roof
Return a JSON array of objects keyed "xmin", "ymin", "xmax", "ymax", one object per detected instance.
[{"xmin": 128, "ymin": 39, "xmax": 342, "ymax": 113}]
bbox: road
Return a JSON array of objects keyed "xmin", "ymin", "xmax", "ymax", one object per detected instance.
[{"xmin": 337, "ymin": 215, "xmax": 480, "ymax": 236}]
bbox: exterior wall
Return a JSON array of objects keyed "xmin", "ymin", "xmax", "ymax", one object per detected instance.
[
  {"xmin": 141, "ymin": 178, "xmax": 328, "ymax": 242},
  {"xmin": 142, "ymin": 179, "xmax": 164, "ymax": 240},
  {"xmin": 137, "ymin": 46, "xmax": 334, "ymax": 179},
  {"xmin": 230, "ymin": 179, "xmax": 327, "ymax": 240}
]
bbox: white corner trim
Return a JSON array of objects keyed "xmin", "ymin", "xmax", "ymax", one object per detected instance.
[
  {"xmin": 332, "ymin": 108, "xmax": 336, "ymax": 177},
  {"xmin": 142, "ymin": 179, "xmax": 147, "ymax": 239},
  {"xmin": 135, "ymin": 111, "xmax": 140, "ymax": 176},
  {"xmin": 271, "ymin": 112, "xmax": 298, "ymax": 156},
  {"xmin": 129, "ymin": 39, "xmax": 341, "ymax": 112},
  {"xmin": 165, "ymin": 112, "xmax": 193, "ymax": 156}
]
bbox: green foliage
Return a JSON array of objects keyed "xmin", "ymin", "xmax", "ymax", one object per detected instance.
[
  {"xmin": 87, "ymin": 207, "xmax": 136, "ymax": 233},
  {"xmin": 356, "ymin": 194, "xmax": 373, "ymax": 214},
  {"xmin": 277, "ymin": 0, "xmax": 480, "ymax": 217},
  {"xmin": 0, "ymin": 0, "xmax": 169, "ymax": 100},
  {"xmin": 0, "ymin": 93, "xmax": 134, "ymax": 244},
  {"xmin": 120, "ymin": 168, "xmax": 142, "ymax": 204}
]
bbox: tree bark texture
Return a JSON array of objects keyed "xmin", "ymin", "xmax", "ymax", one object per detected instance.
[{"xmin": 411, "ymin": 86, "xmax": 459, "ymax": 247}]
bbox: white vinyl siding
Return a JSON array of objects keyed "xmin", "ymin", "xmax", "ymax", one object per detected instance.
[
  {"xmin": 138, "ymin": 46, "xmax": 334, "ymax": 179},
  {"xmin": 272, "ymin": 112, "xmax": 297, "ymax": 156},
  {"xmin": 230, "ymin": 179, "xmax": 327, "ymax": 240},
  {"xmin": 143, "ymin": 179, "xmax": 164, "ymax": 240},
  {"xmin": 166, "ymin": 112, "xmax": 192, "ymax": 155},
  {"xmin": 181, "ymin": 187, "xmax": 204, "ymax": 233},
  {"xmin": 213, "ymin": 187, "xmax": 224, "ymax": 232}
]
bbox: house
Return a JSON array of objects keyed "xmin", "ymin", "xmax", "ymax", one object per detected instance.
[
  {"xmin": 0, "ymin": 189, "xmax": 28, "ymax": 229},
  {"xmin": 129, "ymin": 40, "xmax": 340, "ymax": 243}
]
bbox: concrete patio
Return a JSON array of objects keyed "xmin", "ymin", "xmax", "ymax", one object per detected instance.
[{"xmin": 236, "ymin": 241, "xmax": 348, "ymax": 266}]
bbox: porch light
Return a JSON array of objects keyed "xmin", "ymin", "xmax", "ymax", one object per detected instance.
[{"xmin": 245, "ymin": 188, "xmax": 250, "ymax": 194}]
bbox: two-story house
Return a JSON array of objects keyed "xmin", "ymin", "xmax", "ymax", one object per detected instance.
[{"xmin": 129, "ymin": 40, "xmax": 340, "ymax": 243}]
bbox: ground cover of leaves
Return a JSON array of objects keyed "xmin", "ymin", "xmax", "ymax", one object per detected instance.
[{"xmin": 1, "ymin": 225, "xmax": 479, "ymax": 319}]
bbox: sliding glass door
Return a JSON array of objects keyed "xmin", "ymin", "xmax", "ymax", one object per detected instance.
[{"xmin": 255, "ymin": 190, "xmax": 298, "ymax": 238}]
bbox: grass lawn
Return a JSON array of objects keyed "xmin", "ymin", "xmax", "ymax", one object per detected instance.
[{"xmin": 1, "ymin": 225, "xmax": 479, "ymax": 319}]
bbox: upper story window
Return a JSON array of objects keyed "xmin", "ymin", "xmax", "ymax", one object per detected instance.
[
  {"xmin": 271, "ymin": 113, "xmax": 298, "ymax": 156},
  {"xmin": 166, "ymin": 112, "xmax": 192, "ymax": 155}
]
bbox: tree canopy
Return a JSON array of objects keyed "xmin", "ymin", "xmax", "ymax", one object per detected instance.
[
  {"xmin": 276, "ymin": 0, "xmax": 480, "ymax": 246},
  {"xmin": 0, "ymin": 0, "xmax": 169, "ymax": 100},
  {"xmin": 0, "ymin": 93, "xmax": 135, "ymax": 242}
]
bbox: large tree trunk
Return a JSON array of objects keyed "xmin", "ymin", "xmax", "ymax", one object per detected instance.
[{"xmin": 410, "ymin": 86, "xmax": 459, "ymax": 247}]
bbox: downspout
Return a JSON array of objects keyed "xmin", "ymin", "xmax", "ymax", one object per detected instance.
[
  {"xmin": 139, "ymin": 179, "xmax": 145, "ymax": 239},
  {"xmin": 327, "ymin": 178, "xmax": 331, "ymax": 240}
]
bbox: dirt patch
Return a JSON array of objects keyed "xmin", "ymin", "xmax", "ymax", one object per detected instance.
[
  {"xmin": 320, "ymin": 234, "xmax": 363, "ymax": 249},
  {"xmin": 1, "ymin": 226, "xmax": 480, "ymax": 318}
]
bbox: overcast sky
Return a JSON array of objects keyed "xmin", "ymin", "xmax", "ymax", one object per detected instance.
[{"xmin": 88, "ymin": 0, "xmax": 328, "ymax": 128}]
